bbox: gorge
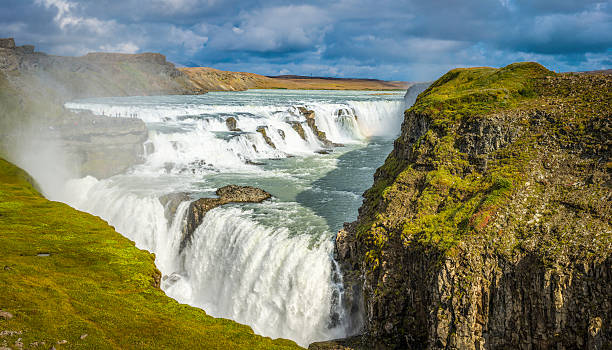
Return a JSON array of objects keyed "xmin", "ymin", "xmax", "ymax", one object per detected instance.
[{"xmin": 1, "ymin": 38, "xmax": 610, "ymax": 350}]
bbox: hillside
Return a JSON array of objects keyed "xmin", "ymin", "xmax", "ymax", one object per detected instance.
[
  {"xmin": 314, "ymin": 63, "xmax": 611, "ymax": 349},
  {"xmin": 0, "ymin": 158, "xmax": 301, "ymax": 349},
  {"xmin": 181, "ymin": 67, "xmax": 409, "ymax": 91}
]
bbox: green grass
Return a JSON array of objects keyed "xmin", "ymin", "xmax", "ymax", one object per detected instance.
[{"xmin": 0, "ymin": 158, "xmax": 302, "ymax": 349}]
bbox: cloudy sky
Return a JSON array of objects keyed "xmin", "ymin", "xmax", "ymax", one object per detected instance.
[{"xmin": 1, "ymin": 0, "xmax": 610, "ymax": 81}]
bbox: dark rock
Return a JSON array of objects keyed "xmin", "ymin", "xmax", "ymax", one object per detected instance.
[
  {"xmin": 315, "ymin": 149, "xmax": 332, "ymax": 155},
  {"xmin": 225, "ymin": 117, "xmax": 242, "ymax": 132},
  {"xmin": 15, "ymin": 46, "xmax": 34, "ymax": 55},
  {"xmin": 256, "ymin": 126, "xmax": 276, "ymax": 149},
  {"xmin": 181, "ymin": 185, "xmax": 271, "ymax": 250},
  {"xmin": 296, "ymin": 107, "xmax": 341, "ymax": 147},
  {"xmin": 278, "ymin": 129, "xmax": 285, "ymax": 139},
  {"xmin": 334, "ymin": 67, "xmax": 612, "ymax": 349}
]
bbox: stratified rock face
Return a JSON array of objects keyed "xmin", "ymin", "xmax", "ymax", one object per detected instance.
[
  {"xmin": 329, "ymin": 63, "xmax": 612, "ymax": 349},
  {"xmin": 181, "ymin": 185, "xmax": 272, "ymax": 250}
]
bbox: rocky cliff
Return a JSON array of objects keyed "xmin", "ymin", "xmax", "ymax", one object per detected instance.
[
  {"xmin": 315, "ymin": 63, "xmax": 611, "ymax": 349},
  {"xmin": 0, "ymin": 38, "xmax": 194, "ymax": 178},
  {"xmin": 0, "ymin": 38, "xmax": 195, "ymax": 98}
]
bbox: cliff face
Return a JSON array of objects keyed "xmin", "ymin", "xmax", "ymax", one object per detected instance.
[
  {"xmin": 0, "ymin": 39, "xmax": 184, "ymax": 178},
  {"xmin": 0, "ymin": 39, "xmax": 195, "ymax": 99},
  {"xmin": 326, "ymin": 63, "xmax": 611, "ymax": 349}
]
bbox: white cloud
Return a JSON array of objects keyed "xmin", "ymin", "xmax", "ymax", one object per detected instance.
[
  {"xmin": 99, "ymin": 42, "xmax": 140, "ymax": 53},
  {"xmin": 35, "ymin": 0, "xmax": 115, "ymax": 35},
  {"xmin": 168, "ymin": 26, "xmax": 208, "ymax": 55},
  {"xmin": 208, "ymin": 5, "xmax": 332, "ymax": 52}
]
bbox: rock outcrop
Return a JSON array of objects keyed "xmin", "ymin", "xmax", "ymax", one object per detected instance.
[
  {"xmin": 257, "ymin": 126, "xmax": 277, "ymax": 149},
  {"xmin": 313, "ymin": 63, "xmax": 612, "ymax": 349},
  {"xmin": 297, "ymin": 106, "xmax": 341, "ymax": 147},
  {"xmin": 181, "ymin": 185, "xmax": 272, "ymax": 250},
  {"xmin": 226, "ymin": 117, "xmax": 242, "ymax": 131}
]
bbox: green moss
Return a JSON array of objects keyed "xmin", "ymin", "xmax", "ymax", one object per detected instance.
[
  {"xmin": 412, "ymin": 62, "xmax": 553, "ymax": 123},
  {"xmin": 355, "ymin": 62, "xmax": 564, "ymax": 263},
  {"xmin": 0, "ymin": 158, "xmax": 301, "ymax": 349}
]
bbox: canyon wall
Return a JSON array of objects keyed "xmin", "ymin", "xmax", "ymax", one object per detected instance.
[{"xmin": 313, "ymin": 63, "xmax": 611, "ymax": 349}]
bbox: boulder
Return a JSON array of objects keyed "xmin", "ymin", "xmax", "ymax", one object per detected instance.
[
  {"xmin": 181, "ymin": 185, "xmax": 271, "ymax": 250},
  {"xmin": 225, "ymin": 117, "xmax": 241, "ymax": 131},
  {"xmin": 15, "ymin": 45, "xmax": 34, "ymax": 54}
]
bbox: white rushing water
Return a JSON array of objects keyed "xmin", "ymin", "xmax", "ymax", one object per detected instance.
[{"xmin": 59, "ymin": 90, "xmax": 406, "ymax": 346}]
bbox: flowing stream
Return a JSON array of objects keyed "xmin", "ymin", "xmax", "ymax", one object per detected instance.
[{"xmin": 60, "ymin": 89, "xmax": 406, "ymax": 346}]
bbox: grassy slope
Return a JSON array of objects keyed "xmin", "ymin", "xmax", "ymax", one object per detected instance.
[
  {"xmin": 180, "ymin": 67, "xmax": 409, "ymax": 91},
  {"xmin": 0, "ymin": 158, "xmax": 301, "ymax": 349}
]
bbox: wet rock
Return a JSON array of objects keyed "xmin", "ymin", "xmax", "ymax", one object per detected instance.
[
  {"xmin": 278, "ymin": 129, "xmax": 285, "ymax": 140},
  {"xmin": 225, "ymin": 117, "xmax": 242, "ymax": 132},
  {"xmin": 256, "ymin": 126, "xmax": 276, "ymax": 149},
  {"xmin": 296, "ymin": 107, "xmax": 342, "ymax": 147},
  {"xmin": 181, "ymin": 185, "xmax": 272, "ymax": 250},
  {"xmin": 290, "ymin": 121, "xmax": 307, "ymax": 141}
]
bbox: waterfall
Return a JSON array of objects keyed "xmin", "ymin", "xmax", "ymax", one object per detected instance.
[{"xmin": 58, "ymin": 90, "xmax": 406, "ymax": 346}]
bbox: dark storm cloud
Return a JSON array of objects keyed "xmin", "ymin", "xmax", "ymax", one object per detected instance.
[{"xmin": 1, "ymin": 0, "xmax": 610, "ymax": 80}]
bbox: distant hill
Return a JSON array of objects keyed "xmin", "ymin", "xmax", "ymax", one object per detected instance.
[{"xmin": 181, "ymin": 67, "xmax": 409, "ymax": 91}]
